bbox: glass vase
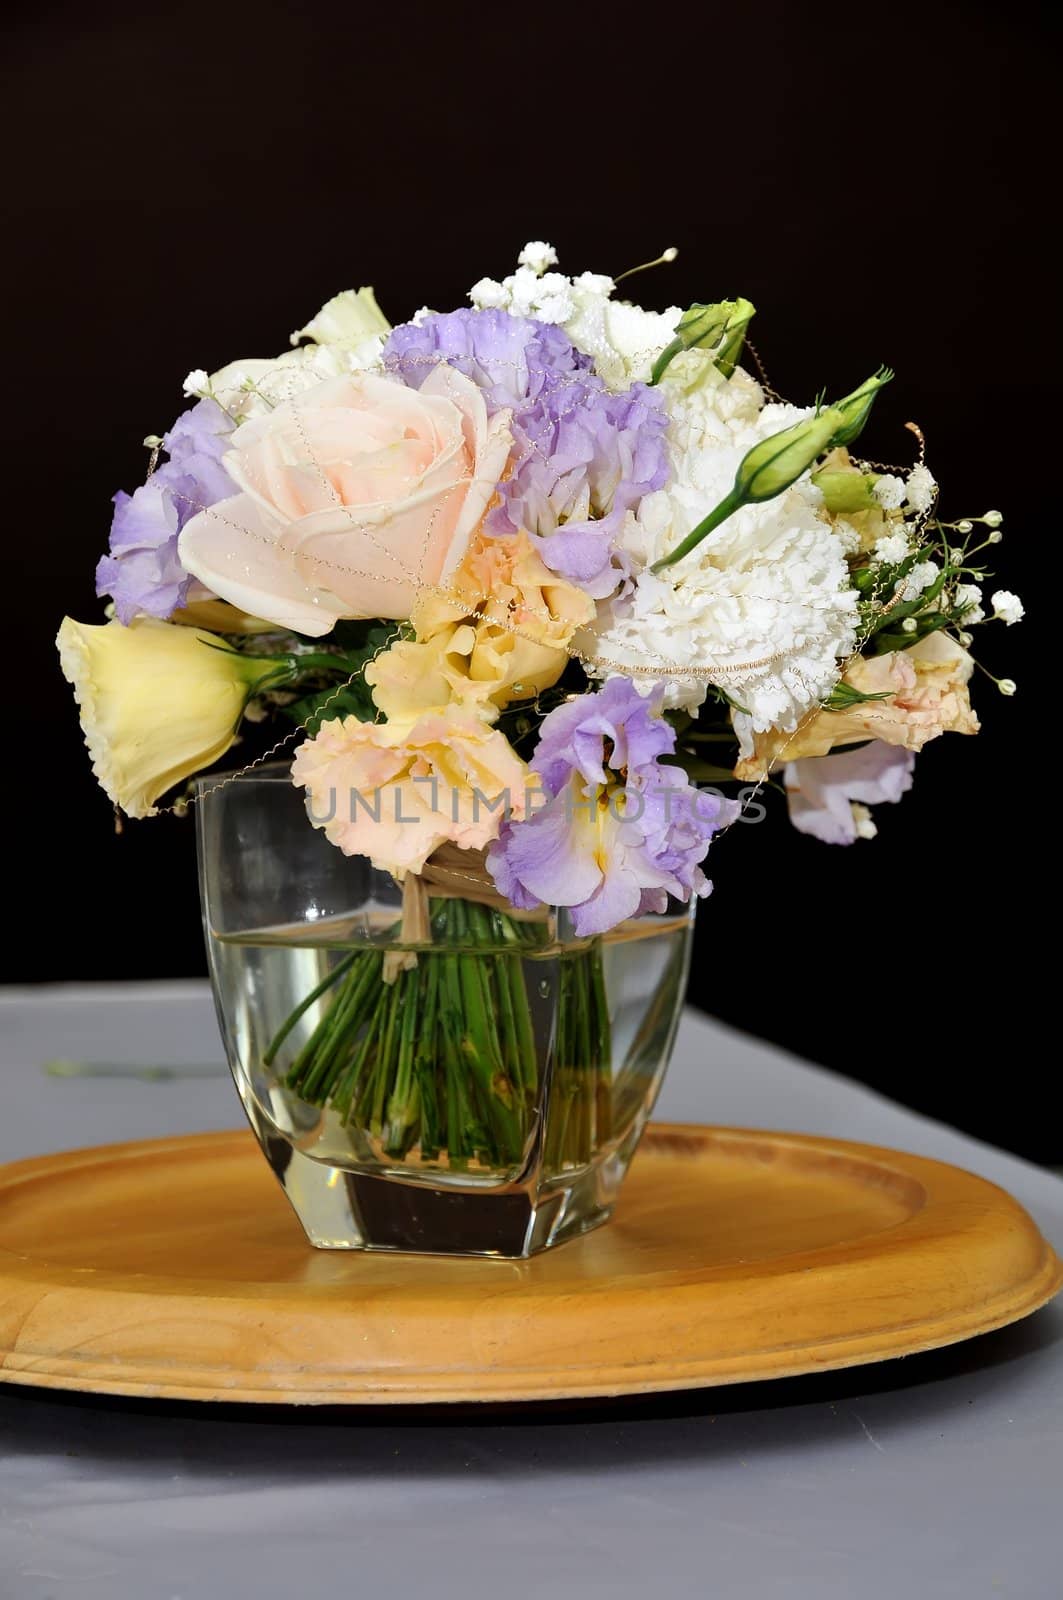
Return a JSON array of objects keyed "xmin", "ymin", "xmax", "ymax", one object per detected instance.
[{"xmin": 195, "ymin": 766, "xmax": 693, "ymax": 1258}]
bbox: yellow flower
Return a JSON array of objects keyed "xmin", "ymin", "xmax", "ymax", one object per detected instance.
[
  {"xmin": 56, "ymin": 616, "xmax": 281, "ymax": 818},
  {"xmin": 365, "ymin": 531, "xmax": 594, "ymax": 726},
  {"xmin": 291, "ymin": 705, "xmax": 534, "ymax": 878},
  {"xmin": 735, "ymin": 633, "xmax": 980, "ymax": 779}
]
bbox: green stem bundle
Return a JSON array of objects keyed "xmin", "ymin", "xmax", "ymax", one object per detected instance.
[{"xmin": 270, "ymin": 898, "xmax": 612, "ymax": 1175}]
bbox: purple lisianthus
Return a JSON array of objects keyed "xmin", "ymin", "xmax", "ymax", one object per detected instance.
[
  {"xmin": 488, "ymin": 378, "xmax": 669, "ymax": 597},
  {"xmin": 382, "ymin": 308, "xmax": 589, "ymax": 414},
  {"xmin": 785, "ymin": 744, "xmax": 915, "ymax": 844},
  {"xmin": 95, "ymin": 398, "xmax": 236, "ymax": 624},
  {"xmin": 487, "ymin": 677, "xmax": 736, "ymax": 937}
]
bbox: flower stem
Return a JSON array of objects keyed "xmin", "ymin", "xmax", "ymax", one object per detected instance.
[{"xmin": 265, "ymin": 896, "xmax": 613, "ymax": 1177}]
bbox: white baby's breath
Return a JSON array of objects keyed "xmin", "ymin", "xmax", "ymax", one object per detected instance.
[
  {"xmin": 894, "ymin": 560, "xmax": 939, "ymax": 602},
  {"xmin": 905, "ymin": 463, "xmax": 937, "ymax": 513},
  {"xmin": 954, "ymin": 583, "xmax": 985, "ymax": 622},
  {"xmin": 517, "ymin": 240, "xmax": 559, "ymax": 275},
  {"xmin": 874, "ymin": 531, "xmax": 910, "ymax": 565},
  {"xmin": 469, "ymin": 277, "xmax": 509, "ymax": 310},
  {"xmin": 873, "ymin": 474, "xmax": 906, "ymax": 510},
  {"xmin": 991, "ymin": 589, "xmax": 1024, "ymax": 625}
]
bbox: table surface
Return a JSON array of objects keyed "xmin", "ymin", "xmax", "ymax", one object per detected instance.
[{"xmin": 1, "ymin": 984, "xmax": 1060, "ymax": 1599}]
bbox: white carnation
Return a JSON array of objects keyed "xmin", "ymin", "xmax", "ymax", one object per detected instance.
[
  {"xmin": 905, "ymin": 463, "xmax": 937, "ymax": 514},
  {"xmin": 873, "ymin": 474, "xmax": 907, "ymax": 510},
  {"xmin": 588, "ymin": 393, "xmax": 857, "ymax": 727},
  {"xmin": 564, "ymin": 290, "xmax": 682, "ymax": 389},
  {"xmin": 991, "ymin": 589, "xmax": 1024, "ymax": 625}
]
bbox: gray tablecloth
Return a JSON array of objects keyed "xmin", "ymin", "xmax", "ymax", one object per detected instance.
[{"xmin": 1, "ymin": 983, "xmax": 1061, "ymax": 1599}]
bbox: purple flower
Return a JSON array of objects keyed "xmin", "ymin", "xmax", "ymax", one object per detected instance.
[
  {"xmin": 383, "ymin": 308, "xmax": 588, "ymax": 414},
  {"xmin": 95, "ymin": 399, "xmax": 236, "ymax": 624},
  {"xmin": 488, "ymin": 378, "xmax": 670, "ymax": 597},
  {"xmin": 785, "ymin": 744, "xmax": 915, "ymax": 844},
  {"xmin": 487, "ymin": 678, "xmax": 736, "ymax": 936}
]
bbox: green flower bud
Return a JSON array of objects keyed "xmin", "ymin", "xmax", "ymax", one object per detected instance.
[
  {"xmin": 735, "ymin": 408, "xmax": 844, "ymax": 504},
  {"xmin": 713, "ymin": 298, "xmax": 756, "ymax": 380},
  {"xmin": 829, "ymin": 367, "xmax": 894, "ymax": 446},
  {"xmin": 652, "ymin": 369, "xmax": 891, "ymax": 573},
  {"xmin": 676, "ymin": 302, "xmax": 731, "ymax": 351},
  {"xmin": 650, "ymin": 297, "xmax": 757, "ymax": 385}
]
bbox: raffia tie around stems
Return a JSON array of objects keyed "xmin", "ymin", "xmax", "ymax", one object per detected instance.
[{"xmin": 382, "ymin": 845, "xmax": 548, "ymax": 983}]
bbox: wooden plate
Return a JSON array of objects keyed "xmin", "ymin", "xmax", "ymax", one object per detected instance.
[{"xmin": 0, "ymin": 1126, "xmax": 1059, "ymax": 1404}]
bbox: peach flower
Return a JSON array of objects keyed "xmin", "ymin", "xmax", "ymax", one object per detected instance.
[
  {"xmin": 291, "ymin": 706, "xmax": 534, "ymax": 877},
  {"xmin": 178, "ymin": 367, "xmax": 512, "ymax": 636},
  {"xmin": 365, "ymin": 531, "xmax": 594, "ymax": 725},
  {"xmin": 735, "ymin": 632, "xmax": 980, "ymax": 778}
]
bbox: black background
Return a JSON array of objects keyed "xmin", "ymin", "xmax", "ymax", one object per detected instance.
[{"xmin": 4, "ymin": 2, "xmax": 1054, "ymax": 1157}]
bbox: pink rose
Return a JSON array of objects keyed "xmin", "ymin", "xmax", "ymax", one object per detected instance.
[{"xmin": 178, "ymin": 368, "xmax": 512, "ymax": 635}]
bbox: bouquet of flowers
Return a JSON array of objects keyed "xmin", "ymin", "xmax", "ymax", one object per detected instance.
[{"xmin": 57, "ymin": 242, "xmax": 1021, "ymax": 1179}]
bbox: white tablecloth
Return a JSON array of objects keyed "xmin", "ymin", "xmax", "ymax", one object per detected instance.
[{"xmin": 1, "ymin": 984, "xmax": 1061, "ymax": 1599}]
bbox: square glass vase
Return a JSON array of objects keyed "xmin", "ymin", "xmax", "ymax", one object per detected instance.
[{"xmin": 196, "ymin": 766, "xmax": 693, "ymax": 1258}]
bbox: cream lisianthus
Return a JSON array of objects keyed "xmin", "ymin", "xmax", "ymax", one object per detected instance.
[
  {"xmin": 56, "ymin": 616, "xmax": 283, "ymax": 818},
  {"xmin": 291, "ymin": 706, "xmax": 534, "ymax": 878},
  {"xmin": 289, "ymin": 286, "xmax": 389, "ymax": 349},
  {"xmin": 735, "ymin": 632, "xmax": 980, "ymax": 778},
  {"xmin": 365, "ymin": 532, "xmax": 593, "ymax": 725}
]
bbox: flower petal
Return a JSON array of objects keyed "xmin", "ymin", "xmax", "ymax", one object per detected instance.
[{"xmin": 178, "ymin": 492, "xmax": 348, "ymax": 637}]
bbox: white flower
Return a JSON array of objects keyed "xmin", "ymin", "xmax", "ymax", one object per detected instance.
[
  {"xmin": 531, "ymin": 272, "xmax": 576, "ymax": 323},
  {"xmin": 991, "ymin": 589, "xmax": 1024, "ymax": 625},
  {"xmin": 953, "ymin": 582, "xmax": 984, "ymax": 622},
  {"xmin": 469, "ymin": 277, "xmax": 509, "ymax": 310},
  {"xmin": 873, "ymin": 474, "xmax": 907, "ymax": 510},
  {"xmin": 574, "ymin": 270, "xmax": 615, "ymax": 295},
  {"xmin": 205, "ymin": 342, "xmax": 381, "ymax": 424},
  {"xmin": 517, "ymin": 240, "xmax": 559, "ymax": 275},
  {"xmin": 289, "ymin": 287, "xmax": 389, "ymax": 349},
  {"xmin": 998, "ymin": 678, "xmax": 1017, "ymax": 696},
  {"xmin": 874, "ymin": 531, "xmax": 910, "ymax": 565},
  {"xmin": 894, "ymin": 560, "xmax": 939, "ymax": 602},
  {"xmin": 905, "ymin": 463, "xmax": 937, "ymax": 514},
  {"xmin": 901, "ymin": 617, "xmax": 918, "ymax": 633},
  {"xmin": 182, "ymin": 369, "xmax": 210, "ymax": 398},
  {"xmin": 588, "ymin": 393, "xmax": 857, "ymax": 726},
  {"xmin": 468, "ymin": 263, "xmax": 575, "ymax": 323},
  {"xmin": 565, "ymin": 289, "xmax": 681, "ymax": 389},
  {"xmin": 834, "ymin": 519, "xmax": 862, "ymax": 555}
]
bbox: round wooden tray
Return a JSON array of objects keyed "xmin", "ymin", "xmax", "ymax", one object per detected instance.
[{"xmin": 0, "ymin": 1125, "xmax": 1059, "ymax": 1404}]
